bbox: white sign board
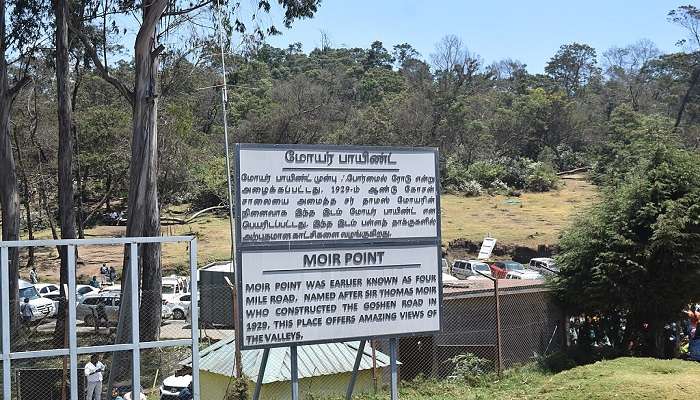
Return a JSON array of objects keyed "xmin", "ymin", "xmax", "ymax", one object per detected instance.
[
  {"xmin": 236, "ymin": 147, "xmax": 438, "ymax": 243},
  {"xmin": 240, "ymin": 245, "xmax": 441, "ymax": 347},
  {"xmin": 477, "ymin": 237, "xmax": 497, "ymax": 260},
  {"xmin": 234, "ymin": 144, "xmax": 441, "ymax": 349}
]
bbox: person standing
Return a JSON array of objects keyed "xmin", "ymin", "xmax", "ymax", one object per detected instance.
[
  {"xmin": 29, "ymin": 267, "xmax": 38, "ymax": 284},
  {"xmin": 20, "ymin": 298, "xmax": 33, "ymax": 329},
  {"xmin": 89, "ymin": 276, "xmax": 101, "ymax": 288},
  {"xmin": 109, "ymin": 266, "xmax": 117, "ymax": 284},
  {"xmin": 85, "ymin": 354, "xmax": 105, "ymax": 400},
  {"xmin": 100, "ymin": 264, "xmax": 109, "ymax": 284}
]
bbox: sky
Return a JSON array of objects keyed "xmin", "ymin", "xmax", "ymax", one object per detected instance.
[{"xmin": 266, "ymin": 0, "xmax": 688, "ymax": 73}]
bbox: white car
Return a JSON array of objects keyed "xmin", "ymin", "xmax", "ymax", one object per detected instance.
[
  {"xmin": 77, "ymin": 291, "xmax": 173, "ymax": 326},
  {"xmin": 505, "ymin": 270, "xmax": 543, "ymax": 280},
  {"xmin": 452, "ymin": 259, "xmax": 491, "ymax": 280},
  {"xmin": 18, "ymin": 279, "xmax": 56, "ymax": 321},
  {"xmin": 160, "ymin": 374, "xmax": 192, "ymax": 400},
  {"xmin": 76, "ymin": 284, "xmax": 101, "ymax": 302},
  {"xmin": 35, "ymin": 283, "xmax": 61, "ymax": 297},
  {"xmin": 528, "ymin": 257, "xmax": 559, "ymax": 275},
  {"xmin": 164, "ymin": 293, "xmax": 191, "ymax": 320},
  {"xmin": 35, "ymin": 283, "xmax": 62, "ymax": 316}
]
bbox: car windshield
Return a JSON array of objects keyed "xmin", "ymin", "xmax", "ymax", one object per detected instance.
[
  {"xmin": 78, "ymin": 287, "xmax": 93, "ymax": 295},
  {"xmin": 505, "ymin": 262, "xmax": 524, "ymax": 271},
  {"xmin": 162, "ymin": 285, "xmax": 176, "ymax": 294},
  {"xmin": 473, "ymin": 263, "xmax": 489, "ymax": 272},
  {"xmin": 19, "ymin": 286, "xmax": 40, "ymax": 300}
]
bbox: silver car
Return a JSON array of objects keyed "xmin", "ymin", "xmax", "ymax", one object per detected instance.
[
  {"xmin": 452, "ymin": 259, "xmax": 491, "ymax": 279},
  {"xmin": 77, "ymin": 292, "xmax": 172, "ymax": 325}
]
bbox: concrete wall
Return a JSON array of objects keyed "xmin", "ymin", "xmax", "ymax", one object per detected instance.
[{"xmin": 200, "ymin": 369, "xmax": 380, "ymax": 400}]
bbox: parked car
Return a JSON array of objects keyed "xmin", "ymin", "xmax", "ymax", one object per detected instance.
[
  {"xmin": 162, "ymin": 275, "xmax": 188, "ymax": 301},
  {"xmin": 76, "ymin": 284, "xmax": 101, "ymax": 303},
  {"xmin": 77, "ymin": 292, "xmax": 173, "ymax": 325},
  {"xmin": 441, "ymin": 258, "xmax": 450, "ymax": 274},
  {"xmin": 165, "ymin": 293, "xmax": 191, "ymax": 320},
  {"xmin": 490, "ymin": 260, "xmax": 526, "ymax": 279},
  {"xmin": 18, "ymin": 279, "xmax": 56, "ymax": 321},
  {"xmin": 35, "ymin": 283, "xmax": 60, "ymax": 297},
  {"xmin": 160, "ymin": 374, "xmax": 192, "ymax": 400},
  {"xmin": 505, "ymin": 269, "xmax": 543, "ymax": 280},
  {"xmin": 452, "ymin": 259, "xmax": 491, "ymax": 280},
  {"xmin": 35, "ymin": 283, "xmax": 61, "ymax": 316},
  {"xmin": 528, "ymin": 257, "xmax": 559, "ymax": 275}
]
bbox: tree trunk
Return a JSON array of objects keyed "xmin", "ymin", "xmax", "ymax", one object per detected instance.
[
  {"xmin": 72, "ymin": 57, "xmax": 85, "ymax": 239},
  {"xmin": 53, "ymin": 0, "xmax": 77, "ymax": 347},
  {"xmin": 675, "ymin": 67, "xmax": 700, "ymax": 128},
  {"xmin": 107, "ymin": 0, "xmax": 168, "ymax": 393},
  {"xmin": 12, "ymin": 128, "xmax": 35, "ymax": 268},
  {"xmin": 0, "ymin": 0, "xmax": 23, "ymax": 338}
]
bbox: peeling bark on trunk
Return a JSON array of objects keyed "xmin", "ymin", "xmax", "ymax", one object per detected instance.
[
  {"xmin": 0, "ymin": 0, "xmax": 22, "ymax": 337},
  {"xmin": 107, "ymin": 0, "xmax": 168, "ymax": 393},
  {"xmin": 53, "ymin": 0, "xmax": 77, "ymax": 347}
]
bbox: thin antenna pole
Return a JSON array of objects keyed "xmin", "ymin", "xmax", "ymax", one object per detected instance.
[{"xmin": 215, "ymin": 0, "xmax": 243, "ymax": 379}]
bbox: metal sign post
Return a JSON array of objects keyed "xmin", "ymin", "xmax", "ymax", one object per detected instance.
[
  {"xmin": 290, "ymin": 345, "xmax": 300, "ymax": 400},
  {"xmin": 389, "ymin": 338, "xmax": 399, "ymax": 400}
]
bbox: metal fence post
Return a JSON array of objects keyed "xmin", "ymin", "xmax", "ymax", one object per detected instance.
[
  {"xmin": 189, "ymin": 239, "xmax": 200, "ymax": 400},
  {"xmin": 290, "ymin": 345, "xmax": 299, "ymax": 400},
  {"xmin": 495, "ymin": 278, "xmax": 502, "ymax": 376},
  {"xmin": 389, "ymin": 338, "xmax": 398, "ymax": 400},
  {"xmin": 1, "ymin": 246, "xmax": 11, "ymax": 400},
  {"xmin": 130, "ymin": 243, "xmax": 141, "ymax": 399},
  {"xmin": 345, "ymin": 340, "xmax": 366, "ymax": 400},
  {"xmin": 67, "ymin": 245, "xmax": 78, "ymax": 400}
]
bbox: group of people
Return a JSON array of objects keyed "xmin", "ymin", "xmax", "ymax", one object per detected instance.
[{"xmin": 100, "ymin": 263, "xmax": 118, "ymax": 285}]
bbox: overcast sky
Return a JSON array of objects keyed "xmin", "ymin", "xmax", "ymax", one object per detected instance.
[{"xmin": 265, "ymin": 0, "xmax": 687, "ymax": 73}]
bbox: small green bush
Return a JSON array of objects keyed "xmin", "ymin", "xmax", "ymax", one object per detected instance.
[
  {"xmin": 525, "ymin": 162, "xmax": 559, "ymax": 192},
  {"xmin": 447, "ymin": 353, "xmax": 493, "ymax": 386},
  {"xmin": 467, "ymin": 161, "xmax": 506, "ymax": 188}
]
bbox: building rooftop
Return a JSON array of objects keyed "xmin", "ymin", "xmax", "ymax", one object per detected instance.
[{"xmin": 182, "ymin": 337, "xmax": 391, "ymax": 384}]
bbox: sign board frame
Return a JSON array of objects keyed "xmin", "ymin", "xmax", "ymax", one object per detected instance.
[{"xmin": 234, "ymin": 143, "xmax": 442, "ymax": 350}]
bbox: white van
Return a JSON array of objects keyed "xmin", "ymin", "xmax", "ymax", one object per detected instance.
[{"xmin": 19, "ymin": 279, "xmax": 56, "ymax": 321}]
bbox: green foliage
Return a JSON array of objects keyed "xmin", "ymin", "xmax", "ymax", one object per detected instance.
[
  {"xmin": 224, "ymin": 376, "xmax": 248, "ymax": 400},
  {"xmin": 189, "ymin": 157, "xmax": 229, "ymax": 208},
  {"xmin": 466, "ymin": 161, "xmax": 506, "ymax": 188},
  {"xmin": 446, "ymin": 353, "xmax": 493, "ymax": 386},
  {"xmin": 525, "ymin": 162, "xmax": 559, "ymax": 192},
  {"xmin": 554, "ymin": 141, "xmax": 700, "ymax": 356}
]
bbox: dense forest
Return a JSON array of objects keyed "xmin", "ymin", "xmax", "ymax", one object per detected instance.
[{"xmin": 2, "ymin": 6, "xmax": 698, "ymax": 237}]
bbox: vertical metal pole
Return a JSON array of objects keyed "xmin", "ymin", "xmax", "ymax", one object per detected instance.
[
  {"xmin": 189, "ymin": 239, "xmax": 200, "ymax": 400},
  {"xmin": 214, "ymin": 0, "xmax": 243, "ymax": 379},
  {"xmin": 389, "ymin": 338, "xmax": 398, "ymax": 400},
  {"xmin": 290, "ymin": 345, "xmax": 299, "ymax": 400},
  {"xmin": 130, "ymin": 243, "xmax": 141, "ymax": 399},
  {"xmin": 252, "ymin": 348, "xmax": 269, "ymax": 400},
  {"xmin": 345, "ymin": 340, "xmax": 366, "ymax": 400},
  {"xmin": 1, "ymin": 247, "xmax": 11, "ymax": 400},
  {"xmin": 495, "ymin": 278, "xmax": 502, "ymax": 376},
  {"xmin": 67, "ymin": 245, "xmax": 78, "ymax": 400}
]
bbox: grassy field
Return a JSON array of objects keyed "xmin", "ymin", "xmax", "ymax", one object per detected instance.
[
  {"xmin": 19, "ymin": 175, "xmax": 597, "ymax": 281},
  {"xmin": 441, "ymin": 175, "xmax": 597, "ymax": 246},
  {"xmin": 347, "ymin": 358, "xmax": 700, "ymax": 400}
]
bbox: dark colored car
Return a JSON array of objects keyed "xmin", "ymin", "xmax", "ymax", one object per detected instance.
[{"xmin": 490, "ymin": 260, "xmax": 525, "ymax": 279}]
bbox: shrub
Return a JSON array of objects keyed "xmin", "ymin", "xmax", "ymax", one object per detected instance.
[
  {"xmin": 447, "ymin": 353, "xmax": 493, "ymax": 386},
  {"xmin": 494, "ymin": 156, "xmax": 529, "ymax": 189},
  {"xmin": 442, "ymin": 156, "xmax": 471, "ymax": 191},
  {"xmin": 525, "ymin": 162, "xmax": 559, "ymax": 192},
  {"xmin": 467, "ymin": 161, "xmax": 506, "ymax": 187},
  {"xmin": 460, "ymin": 180, "xmax": 484, "ymax": 197}
]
